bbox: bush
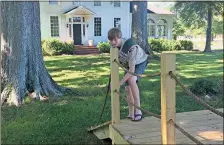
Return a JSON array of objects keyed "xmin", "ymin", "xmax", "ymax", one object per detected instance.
[
  {"xmin": 62, "ymin": 42, "xmax": 75, "ymax": 55},
  {"xmin": 97, "ymin": 41, "xmax": 110, "ymax": 53},
  {"xmin": 171, "ymin": 40, "xmax": 182, "ymax": 50},
  {"xmin": 41, "ymin": 40, "xmax": 49, "ymax": 56},
  {"xmin": 41, "ymin": 39, "xmax": 74, "ymax": 56},
  {"xmin": 179, "ymin": 40, "xmax": 193, "ymax": 50},
  {"xmin": 148, "ymin": 38, "xmax": 163, "ymax": 52},
  {"xmin": 148, "ymin": 38, "xmax": 192, "ymax": 52},
  {"xmin": 190, "ymin": 79, "xmax": 222, "ymax": 96}
]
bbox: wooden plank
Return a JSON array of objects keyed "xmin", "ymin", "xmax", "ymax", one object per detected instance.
[
  {"xmin": 93, "ymin": 125, "xmax": 110, "ymax": 140},
  {"xmin": 110, "ymin": 47, "xmax": 120, "ymax": 124},
  {"xmin": 116, "ymin": 112, "xmax": 221, "ymax": 128},
  {"xmin": 161, "ymin": 52, "xmax": 176, "ymax": 144},
  {"xmin": 126, "ymin": 127, "xmax": 223, "ymax": 144},
  {"xmin": 122, "ymin": 124, "xmax": 223, "ymax": 144},
  {"xmin": 176, "ymin": 108, "xmax": 223, "ymax": 119},
  {"xmin": 113, "ymin": 116, "xmax": 222, "ymax": 134},
  {"xmin": 119, "ymin": 124, "xmax": 223, "ymax": 137},
  {"xmin": 116, "ymin": 119, "xmax": 222, "ymax": 136},
  {"xmin": 109, "ymin": 125, "xmax": 130, "ymax": 144},
  {"xmin": 87, "ymin": 121, "xmax": 111, "ymax": 131},
  {"xmin": 111, "ymin": 109, "xmax": 223, "ymax": 144}
]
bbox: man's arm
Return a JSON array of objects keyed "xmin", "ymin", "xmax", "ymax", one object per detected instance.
[
  {"xmin": 120, "ymin": 61, "xmax": 135, "ymax": 85},
  {"xmin": 120, "ymin": 46, "xmax": 137, "ymax": 85}
]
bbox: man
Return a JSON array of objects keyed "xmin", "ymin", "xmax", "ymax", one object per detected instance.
[{"xmin": 108, "ymin": 28, "xmax": 148, "ymax": 121}]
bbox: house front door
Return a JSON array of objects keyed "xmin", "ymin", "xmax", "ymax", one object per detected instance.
[{"xmin": 73, "ymin": 24, "xmax": 82, "ymax": 45}]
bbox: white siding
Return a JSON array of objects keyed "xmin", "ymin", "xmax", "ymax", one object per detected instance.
[
  {"xmin": 40, "ymin": 1, "xmax": 131, "ymax": 45},
  {"xmin": 40, "ymin": 2, "xmax": 174, "ymax": 45},
  {"xmin": 147, "ymin": 14, "xmax": 174, "ymax": 40}
]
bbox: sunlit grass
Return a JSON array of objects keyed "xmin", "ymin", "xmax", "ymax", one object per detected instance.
[{"xmin": 2, "ymin": 51, "xmax": 223, "ymax": 144}]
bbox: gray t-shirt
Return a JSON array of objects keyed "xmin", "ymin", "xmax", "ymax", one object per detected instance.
[{"xmin": 118, "ymin": 39, "xmax": 148, "ymax": 68}]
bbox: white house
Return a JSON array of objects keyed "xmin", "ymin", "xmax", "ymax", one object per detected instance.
[{"xmin": 40, "ymin": 1, "xmax": 174, "ymax": 46}]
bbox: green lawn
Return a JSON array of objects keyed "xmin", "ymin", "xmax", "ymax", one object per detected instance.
[{"xmin": 1, "ymin": 51, "xmax": 223, "ymax": 144}]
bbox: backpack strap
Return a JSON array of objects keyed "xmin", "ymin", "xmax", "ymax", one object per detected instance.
[{"xmin": 121, "ymin": 38, "xmax": 137, "ymax": 53}]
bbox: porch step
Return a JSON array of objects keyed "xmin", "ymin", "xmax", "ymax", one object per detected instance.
[{"xmin": 74, "ymin": 45, "xmax": 100, "ymax": 55}]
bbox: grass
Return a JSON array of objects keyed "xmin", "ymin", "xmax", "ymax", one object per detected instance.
[{"xmin": 1, "ymin": 51, "xmax": 223, "ymax": 144}]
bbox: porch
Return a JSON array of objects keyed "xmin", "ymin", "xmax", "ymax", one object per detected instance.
[{"xmin": 74, "ymin": 45, "xmax": 100, "ymax": 55}]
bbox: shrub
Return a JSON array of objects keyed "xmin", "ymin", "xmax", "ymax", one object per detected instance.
[
  {"xmin": 41, "ymin": 39, "xmax": 74, "ymax": 56},
  {"xmin": 148, "ymin": 38, "xmax": 163, "ymax": 52},
  {"xmin": 190, "ymin": 79, "xmax": 222, "ymax": 96},
  {"xmin": 41, "ymin": 40, "xmax": 49, "ymax": 56},
  {"xmin": 179, "ymin": 40, "xmax": 193, "ymax": 50},
  {"xmin": 62, "ymin": 42, "xmax": 74, "ymax": 55},
  {"xmin": 97, "ymin": 41, "xmax": 110, "ymax": 53},
  {"xmin": 148, "ymin": 38, "xmax": 192, "ymax": 52},
  {"xmin": 171, "ymin": 40, "xmax": 182, "ymax": 50}
]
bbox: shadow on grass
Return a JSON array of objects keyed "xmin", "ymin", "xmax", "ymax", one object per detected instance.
[{"xmin": 1, "ymin": 52, "xmax": 223, "ymax": 144}]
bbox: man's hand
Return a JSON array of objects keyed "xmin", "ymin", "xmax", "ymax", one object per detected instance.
[{"xmin": 120, "ymin": 81, "xmax": 124, "ymax": 86}]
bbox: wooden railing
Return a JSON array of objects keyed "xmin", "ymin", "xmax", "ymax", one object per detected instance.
[{"xmin": 110, "ymin": 48, "xmax": 176, "ymax": 144}]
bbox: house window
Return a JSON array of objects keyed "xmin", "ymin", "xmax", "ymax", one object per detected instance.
[
  {"xmin": 94, "ymin": 0, "xmax": 101, "ymax": 6},
  {"xmin": 148, "ymin": 19, "xmax": 156, "ymax": 37},
  {"xmin": 69, "ymin": 24, "xmax": 72, "ymax": 37},
  {"xmin": 114, "ymin": 1, "xmax": 120, "ymax": 7},
  {"xmin": 149, "ymin": 25, "xmax": 156, "ymax": 37},
  {"xmin": 50, "ymin": 16, "xmax": 59, "ymax": 37},
  {"xmin": 114, "ymin": 18, "xmax": 121, "ymax": 29},
  {"xmin": 94, "ymin": 17, "xmax": 101, "ymax": 36},
  {"xmin": 82, "ymin": 17, "xmax": 85, "ymax": 22},
  {"xmin": 83, "ymin": 24, "xmax": 85, "ymax": 36},
  {"xmin": 49, "ymin": 0, "xmax": 58, "ymax": 5},
  {"xmin": 157, "ymin": 19, "xmax": 167, "ymax": 37},
  {"xmin": 73, "ymin": 17, "xmax": 81, "ymax": 22}
]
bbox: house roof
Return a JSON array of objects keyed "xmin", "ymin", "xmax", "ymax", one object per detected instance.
[
  {"xmin": 130, "ymin": 2, "xmax": 174, "ymax": 15},
  {"xmin": 64, "ymin": 6, "xmax": 96, "ymax": 15},
  {"xmin": 147, "ymin": 5, "xmax": 174, "ymax": 15}
]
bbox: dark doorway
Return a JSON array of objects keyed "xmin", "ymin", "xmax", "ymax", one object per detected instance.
[{"xmin": 73, "ymin": 24, "xmax": 82, "ymax": 45}]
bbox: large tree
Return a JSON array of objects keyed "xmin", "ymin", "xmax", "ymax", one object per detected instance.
[
  {"xmin": 172, "ymin": 17, "xmax": 185, "ymax": 40},
  {"xmin": 1, "ymin": 1, "xmax": 70, "ymax": 106},
  {"xmin": 131, "ymin": 1, "xmax": 152, "ymax": 55},
  {"xmin": 174, "ymin": 2, "xmax": 223, "ymax": 52},
  {"xmin": 212, "ymin": 15, "xmax": 223, "ymax": 37}
]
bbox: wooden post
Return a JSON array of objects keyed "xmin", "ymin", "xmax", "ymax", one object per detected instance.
[
  {"xmin": 0, "ymin": 2, "xmax": 2, "ymax": 144},
  {"xmin": 161, "ymin": 52, "xmax": 176, "ymax": 144},
  {"xmin": 110, "ymin": 47, "xmax": 120, "ymax": 125}
]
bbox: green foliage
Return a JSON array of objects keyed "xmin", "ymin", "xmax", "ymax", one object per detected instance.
[
  {"xmin": 2, "ymin": 52, "xmax": 223, "ymax": 144},
  {"xmin": 97, "ymin": 41, "xmax": 110, "ymax": 53},
  {"xmin": 179, "ymin": 40, "xmax": 193, "ymax": 50},
  {"xmin": 41, "ymin": 39, "xmax": 74, "ymax": 56},
  {"xmin": 148, "ymin": 38, "xmax": 193, "ymax": 52},
  {"xmin": 174, "ymin": 2, "xmax": 223, "ymax": 28},
  {"xmin": 213, "ymin": 15, "xmax": 224, "ymax": 35},
  {"xmin": 172, "ymin": 17, "xmax": 186, "ymax": 40},
  {"xmin": 190, "ymin": 79, "xmax": 223, "ymax": 96}
]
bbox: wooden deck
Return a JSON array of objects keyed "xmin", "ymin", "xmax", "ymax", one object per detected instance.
[{"xmin": 110, "ymin": 109, "xmax": 223, "ymax": 144}]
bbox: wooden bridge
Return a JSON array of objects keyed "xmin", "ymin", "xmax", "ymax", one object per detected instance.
[{"xmin": 88, "ymin": 50, "xmax": 223, "ymax": 144}]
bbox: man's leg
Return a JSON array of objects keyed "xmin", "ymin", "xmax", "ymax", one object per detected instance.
[
  {"xmin": 125, "ymin": 86, "xmax": 135, "ymax": 119},
  {"xmin": 128, "ymin": 76, "xmax": 142, "ymax": 120}
]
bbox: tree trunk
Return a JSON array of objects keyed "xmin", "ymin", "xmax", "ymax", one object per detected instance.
[
  {"xmin": 0, "ymin": 2, "xmax": 2, "ymax": 104},
  {"xmin": 131, "ymin": 1, "xmax": 153, "ymax": 55},
  {"xmin": 1, "ymin": 1, "xmax": 70, "ymax": 106},
  {"xmin": 204, "ymin": 6, "xmax": 212, "ymax": 52}
]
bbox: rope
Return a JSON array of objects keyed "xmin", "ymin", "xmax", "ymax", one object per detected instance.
[
  {"xmin": 114, "ymin": 90, "xmax": 204, "ymax": 145},
  {"xmin": 169, "ymin": 119, "xmax": 203, "ymax": 145},
  {"xmin": 114, "ymin": 59, "xmax": 161, "ymax": 78},
  {"xmin": 169, "ymin": 71, "xmax": 224, "ymax": 118},
  {"xmin": 114, "ymin": 90, "xmax": 161, "ymax": 119},
  {"xmin": 94, "ymin": 74, "xmax": 111, "ymax": 126}
]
